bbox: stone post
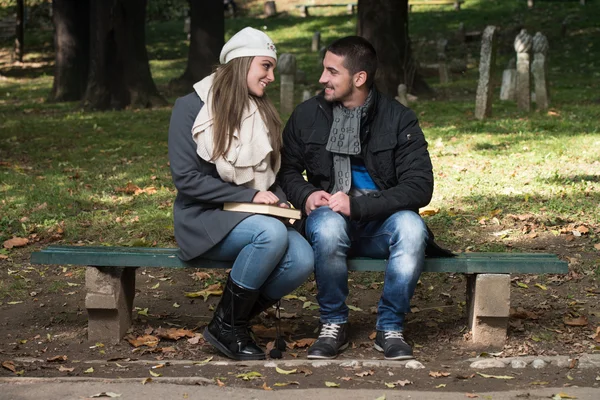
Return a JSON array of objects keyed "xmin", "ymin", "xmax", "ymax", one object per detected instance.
[
  {"xmin": 183, "ymin": 16, "xmax": 190, "ymax": 40},
  {"xmin": 86, "ymin": 267, "xmax": 136, "ymax": 343},
  {"xmin": 395, "ymin": 84, "xmax": 408, "ymax": 106},
  {"xmin": 437, "ymin": 38, "xmax": 450, "ymax": 85},
  {"xmin": 527, "ymin": 0, "xmax": 534, "ymax": 9},
  {"xmin": 347, "ymin": 4, "xmax": 355, "ymax": 14},
  {"xmin": 467, "ymin": 274, "xmax": 510, "ymax": 348},
  {"xmin": 318, "ymin": 46, "xmax": 327, "ymax": 66},
  {"xmin": 264, "ymin": 1, "xmax": 277, "ymax": 17},
  {"xmin": 474, "ymin": 26, "xmax": 497, "ymax": 120},
  {"xmin": 312, "ymin": 31, "xmax": 321, "ymax": 52},
  {"xmin": 453, "ymin": 0, "xmax": 461, "ymax": 11},
  {"xmin": 302, "ymin": 89, "xmax": 311, "ymax": 102},
  {"xmin": 500, "ymin": 58, "xmax": 516, "ymax": 101},
  {"xmin": 300, "ymin": 5, "xmax": 309, "ymax": 18},
  {"xmin": 514, "ymin": 29, "xmax": 532, "ymax": 112},
  {"xmin": 532, "ymin": 32, "xmax": 549, "ymax": 111},
  {"xmin": 279, "ymin": 53, "xmax": 296, "ymax": 116}
]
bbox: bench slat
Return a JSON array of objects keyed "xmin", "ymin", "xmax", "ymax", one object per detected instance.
[{"xmin": 31, "ymin": 246, "xmax": 568, "ymax": 274}]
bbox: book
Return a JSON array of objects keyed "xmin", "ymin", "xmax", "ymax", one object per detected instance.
[{"xmin": 223, "ymin": 202, "xmax": 302, "ymax": 220}]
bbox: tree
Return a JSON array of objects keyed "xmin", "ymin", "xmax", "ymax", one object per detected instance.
[
  {"xmin": 83, "ymin": 0, "xmax": 166, "ymax": 109},
  {"xmin": 49, "ymin": 0, "xmax": 166, "ymax": 109},
  {"xmin": 357, "ymin": 0, "xmax": 432, "ymax": 97},
  {"xmin": 14, "ymin": 0, "xmax": 24, "ymax": 62},
  {"xmin": 171, "ymin": 0, "xmax": 224, "ymax": 90},
  {"xmin": 49, "ymin": 0, "xmax": 90, "ymax": 102}
]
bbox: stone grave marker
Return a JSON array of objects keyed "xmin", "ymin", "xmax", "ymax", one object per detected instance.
[{"xmin": 475, "ymin": 26, "xmax": 498, "ymax": 120}]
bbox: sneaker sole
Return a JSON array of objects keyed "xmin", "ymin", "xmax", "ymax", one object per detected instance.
[
  {"xmin": 203, "ymin": 328, "xmax": 266, "ymax": 361},
  {"xmin": 306, "ymin": 342, "xmax": 349, "ymax": 360},
  {"xmin": 373, "ymin": 343, "xmax": 414, "ymax": 361}
]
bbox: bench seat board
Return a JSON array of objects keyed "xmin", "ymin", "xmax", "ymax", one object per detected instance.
[{"xmin": 31, "ymin": 246, "xmax": 568, "ymax": 274}]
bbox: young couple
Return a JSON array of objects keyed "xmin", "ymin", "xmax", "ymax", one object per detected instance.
[{"xmin": 168, "ymin": 27, "xmax": 452, "ymax": 362}]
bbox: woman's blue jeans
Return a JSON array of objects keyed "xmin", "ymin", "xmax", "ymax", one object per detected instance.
[
  {"xmin": 305, "ymin": 207, "xmax": 427, "ymax": 332},
  {"xmin": 202, "ymin": 215, "xmax": 314, "ymax": 299}
]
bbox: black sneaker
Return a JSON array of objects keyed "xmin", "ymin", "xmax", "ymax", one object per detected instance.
[
  {"xmin": 374, "ymin": 330, "xmax": 414, "ymax": 360},
  {"xmin": 307, "ymin": 323, "xmax": 349, "ymax": 359}
]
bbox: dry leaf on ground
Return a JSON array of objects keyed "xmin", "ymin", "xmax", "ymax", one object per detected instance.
[
  {"xmin": 2, "ymin": 361, "xmax": 16, "ymax": 372},
  {"xmin": 563, "ymin": 315, "xmax": 588, "ymax": 326},
  {"xmin": 429, "ymin": 371, "xmax": 451, "ymax": 378},
  {"xmin": 3, "ymin": 237, "xmax": 29, "ymax": 249},
  {"xmin": 155, "ymin": 328, "xmax": 195, "ymax": 341},
  {"xmin": 125, "ymin": 334, "xmax": 160, "ymax": 348}
]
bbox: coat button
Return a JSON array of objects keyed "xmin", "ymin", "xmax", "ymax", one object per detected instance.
[{"xmin": 407, "ymin": 133, "xmax": 412, "ymax": 140}]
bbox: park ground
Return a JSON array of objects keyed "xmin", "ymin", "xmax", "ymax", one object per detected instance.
[{"xmin": 1, "ymin": 0, "xmax": 599, "ymax": 394}]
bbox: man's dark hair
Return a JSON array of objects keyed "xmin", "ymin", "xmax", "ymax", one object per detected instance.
[{"xmin": 327, "ymin": 36, "xmax": 378, "ymax": 87}]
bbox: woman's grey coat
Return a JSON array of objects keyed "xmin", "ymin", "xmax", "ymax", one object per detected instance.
[{"xmin": 168, "ymin": 92, "xmax": 286, "ymax": 261}]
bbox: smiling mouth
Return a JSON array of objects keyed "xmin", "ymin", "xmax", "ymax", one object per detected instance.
[{"xmin": 260, "ymin": 81, "xmax": 268, "ymax": 88}]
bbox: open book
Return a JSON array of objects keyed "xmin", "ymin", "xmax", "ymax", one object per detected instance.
[{"xmin": 223, "ymin": 202, "xmax": 302, "ymax": 220}]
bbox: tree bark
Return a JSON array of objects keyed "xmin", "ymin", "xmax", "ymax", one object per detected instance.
[
  {"xmin": 83, "ymin": 0, "xmax": 166, "ymax": 110},
  {"xmin": 49, "ymin": 0, "xmax": 90, "ymax": 102},
  {"xmin": 357, "ymin": 0, "xmax": 432, "ymax": 97},
  {"xmin": 14, "ymin": 0, "xmax": 24, "ymax": 62},
  {"xmin": 170, "ymin": 0, "xmax": 224, "ymax": 90}
]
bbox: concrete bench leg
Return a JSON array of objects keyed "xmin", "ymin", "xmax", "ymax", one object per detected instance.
[
  {"xmin": 466, "ymin": 273, "xmax": 510, "ymax": 348},
  {"xmin": 85, "ymin": 267, "xmax": 136, "ymax": 343}
]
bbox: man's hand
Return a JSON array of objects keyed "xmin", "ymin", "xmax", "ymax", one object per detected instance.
[
  {"xmin": 328, "ymin": 191, "xmax": 351, "ymax": 217},
  {"xmin": 305, "ymin": 190, "xmax": 331, "ymax": 215},
  {"xmin": 252, "ymin": 191, "xmax": 280, "ymax": 204}
]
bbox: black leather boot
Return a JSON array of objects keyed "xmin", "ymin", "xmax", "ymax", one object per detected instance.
[
  {"xmin": 249, "ymin": 293, "xmax": 279, "ymax": 320},
  {"xmin": 203, "ymin": 275, "xmax": 265, "ymax": 360}
]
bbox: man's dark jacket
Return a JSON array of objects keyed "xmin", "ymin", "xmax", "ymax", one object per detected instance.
[{"xmin": 278, "ymin": 88, "xmax": 453, "ymax": 257}]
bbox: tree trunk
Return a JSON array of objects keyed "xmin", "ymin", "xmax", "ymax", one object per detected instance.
[
  {"xmin": 14, "ymin": 0, "xmax": 24, "ymax": 62},
  {"xmin": 83, "ymin": 0, "xmax": 166, "ymax": 110},
  {"xmin": 357, "ymin": 0, "xmax": 432, "ymax": 97},
  {"xmin": 170, "ymin": 0, "xmax": 224, "ymax": 91},
  {"xmin": 49, "ymin": 0, "xmax": 90, "ymax": 102}
]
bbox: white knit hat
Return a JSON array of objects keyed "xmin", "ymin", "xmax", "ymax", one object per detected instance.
[{"xmin": 219, "ymin": 27, "xmax": 277, "ymax": 64}]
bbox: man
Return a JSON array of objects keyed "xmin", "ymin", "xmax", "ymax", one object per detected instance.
[{"xmin": 278, "ymin": 36, "xmax": 453, "ymax": 360}]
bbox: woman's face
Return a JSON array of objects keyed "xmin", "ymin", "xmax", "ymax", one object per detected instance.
[{"xmin": 247, "ymin": 56, "xmax": 276, "ymax": 97}]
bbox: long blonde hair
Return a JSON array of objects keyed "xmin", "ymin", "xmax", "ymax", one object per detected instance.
[{"xmin": 210, "ymin": 57, "xmax": 282, "ymax": 164}]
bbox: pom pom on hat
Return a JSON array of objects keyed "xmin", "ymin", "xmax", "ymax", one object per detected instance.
[{"xmin": 220, "ymin": 27, "xmax": 277, "ymax": 64}]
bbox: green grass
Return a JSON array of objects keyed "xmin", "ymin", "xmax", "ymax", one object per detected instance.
[{"xmin": 0, "ymin": 0, "xmax": 599, "ymax": 256}]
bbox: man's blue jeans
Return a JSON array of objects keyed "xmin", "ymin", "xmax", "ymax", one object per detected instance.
[
  {"xmin": 305, "ymin": 207, "xmax": 427, "ymax": 332},
  {"xmin": 202, "ymin": 215, "xmax": 314, "ymax": 299}
]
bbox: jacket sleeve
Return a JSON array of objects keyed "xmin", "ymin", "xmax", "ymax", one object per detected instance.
[
  {"xmin": 168, "ymin": 96, "xmax": 258, "ymax": 204},
  {"xmin": 350, "ymin": 109, "xmax": 434, "ymax": 222},
  {"xmin": 278, "ymin": 110, "xmax": 319, "ymax": 213}
]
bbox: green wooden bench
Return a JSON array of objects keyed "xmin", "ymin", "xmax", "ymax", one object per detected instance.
[
  {"xmin": 31, "ymin": 246, "xmax": 568, "ymax": 348},
  {"xmin": 295, "ymin": 3, "xmax": 357, "ymax": 17},
  {"xmin": 409, "ymin": 0, "xmax": 464, "ymax": 11}
]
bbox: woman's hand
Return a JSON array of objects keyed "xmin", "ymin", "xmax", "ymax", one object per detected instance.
[{"xmin": 252, "ymin": 191, "xmax": 280, "ymax": 204}]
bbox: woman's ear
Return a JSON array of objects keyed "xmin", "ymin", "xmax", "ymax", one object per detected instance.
[{"xmin": 354, "ymin": 71, "xmax": 368, "ymax": 88}]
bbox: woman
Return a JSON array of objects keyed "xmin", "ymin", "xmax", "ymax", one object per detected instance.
[{"xmin": 168, "ymin": 27, "xmax": 313, "ymax": 361}]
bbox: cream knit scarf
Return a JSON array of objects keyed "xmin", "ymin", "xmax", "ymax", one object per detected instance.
[{"xmin": 191, "ymin": 73, "xmax": 280, "ymax": 191}]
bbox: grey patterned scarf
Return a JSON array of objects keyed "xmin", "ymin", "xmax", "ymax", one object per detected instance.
[{"xmin": 326, "ymin": 90, "xmax": 374, "ymax": 194}]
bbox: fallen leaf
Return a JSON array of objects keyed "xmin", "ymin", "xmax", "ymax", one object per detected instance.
[
  {"xmin": 7, "ymin": 301, "xmax": 23, "ymax": 305},
  {"xmin": 141, "ymin": 377, "xmax": 152, "ymax": 385},
  {"xmin": 90, "ymin": 393, "xmax": 121, "ymax": 398},
  {"xmin": 292, "ymin": 338, "xmax": 316, "ymax": 348},
  {"xmin": 188, "ymin": 334, "xmax": 204, "ymax": 345},
  {"xmin": 476, "ymin": 372, "xmax": 514, "ymax": 380},
  {"xmin": 419, "ymin": 206, "xmax": 439, "ymax": 216},
  {"xmin": 516, "ymin": 282, "xmax": 529, "ymax": 289},
  {"xmin": 340, "ymin": 377, "xmax": 352, "ymax": 381},
  {"xmin": 531, "ymin": 381, "xmax": 549, "ymax": 385},
  {"xmin": 297, "ymin": 367, "xmax": 313, "ymax": 376},
  {"xmin": 155, "ymin": 328, "xmax": 195, "ymax": 341},
  {"xmin": 325, "ymin": 381, "xmax": 340, "ymax": 387},
  {"xmin": 216, "ymin": 378, "xmax": 225, "ymax": 387},
  {"xmin": 592, "ymin": 327, "xmax": 600, "ymax": 343},
  {"xmin": 510, "ymin": 307, "xmax": 539, "ymax": 320},
  {"xmin": 47, "ymin": 355, "xmax": 68, "ymax": 362},
  {"xmin": 2, "ymin": 361, "xmax": 16, "ymax": 372},
  {"xmin": 137, "ymin": 308, "xmax": 149, "ymax": 316},
  {"xmin": 184, "ymin": 289, "xmax": 223, "ymax": 301},
  {"xmin": 115, "ymin": 182, "xmax": 141, "ymax": 195},
  {"xmin": 429, "ymin": 371, "xmax": 451, "ymax": 378},
  {"xmin": 347, "ymin": 305, "xmax": 362, "ymax": 311},
  {"xmin": 534, "ymin": 283, "xmax": 548, "ymax": 291},
  {"xmin": 563, "ymin": 315, "xmax": 588, "ymax": 326},
  {"xmin": 551, "ymin": 393, "xmax": 577, "ymax": 399},
  {"xmin": 262, "ymin": 382, "xmax": 272, "ymax": 391},
  {"xmin": 151, "ymin": 283, "xmax": 160, "ymax": 289},
  {"xmin": 3, "ymin": 237, "xmax": 29, "ymax": 249},
  {"xmin": 192, "ymin": 272, "xmax": 211, "ymax": 281},
  {"xmin": 385, "ymin": 380, "xmax": 412, "ymax": 388},
  {"xmin": 275, "ymin": 366, "xmax": 297, "ymax": 375},
  {"xmin": 465, "ymin": 394, "xmax": 478, "ymax": 398},
  {"xmin": 84, "ymin": 367, "xmax": 94, "ymax": 374},
  {"xmin": 369, "ymin": 331, "xmax": 377, "ymax": 340},
  {"xmin": 149, "ymin": 370, "xmax": 161, "ymax": 377},
  {"xmin": 355, "ymin": 370, "xmax": 374, "ymax": 377},
  {"xmin": 436, "ymin": 384, "xmax": 446, "ymax": 388},
  {"xmin": 236, "ymin": 371, "xmax": 262, "ymax": 381},
  {"xmin": 125, "ymin": 334, "xmax": 160, "ymax": 348},
  {"xmin": 594, "ymin": 243, "xmax": 600, "ymax": 251},
  {"xmin": 58, "ymin": 365, "xmax": 75, "ymax": 372},
  {"xmin": 273, "ymin": 381, "xmax": 300, "ymax": 387}
]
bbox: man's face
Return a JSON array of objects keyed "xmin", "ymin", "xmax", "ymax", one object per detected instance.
[{"xmin": 319, "ymin": 52, "xmax": 355, "ymax": 105}]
